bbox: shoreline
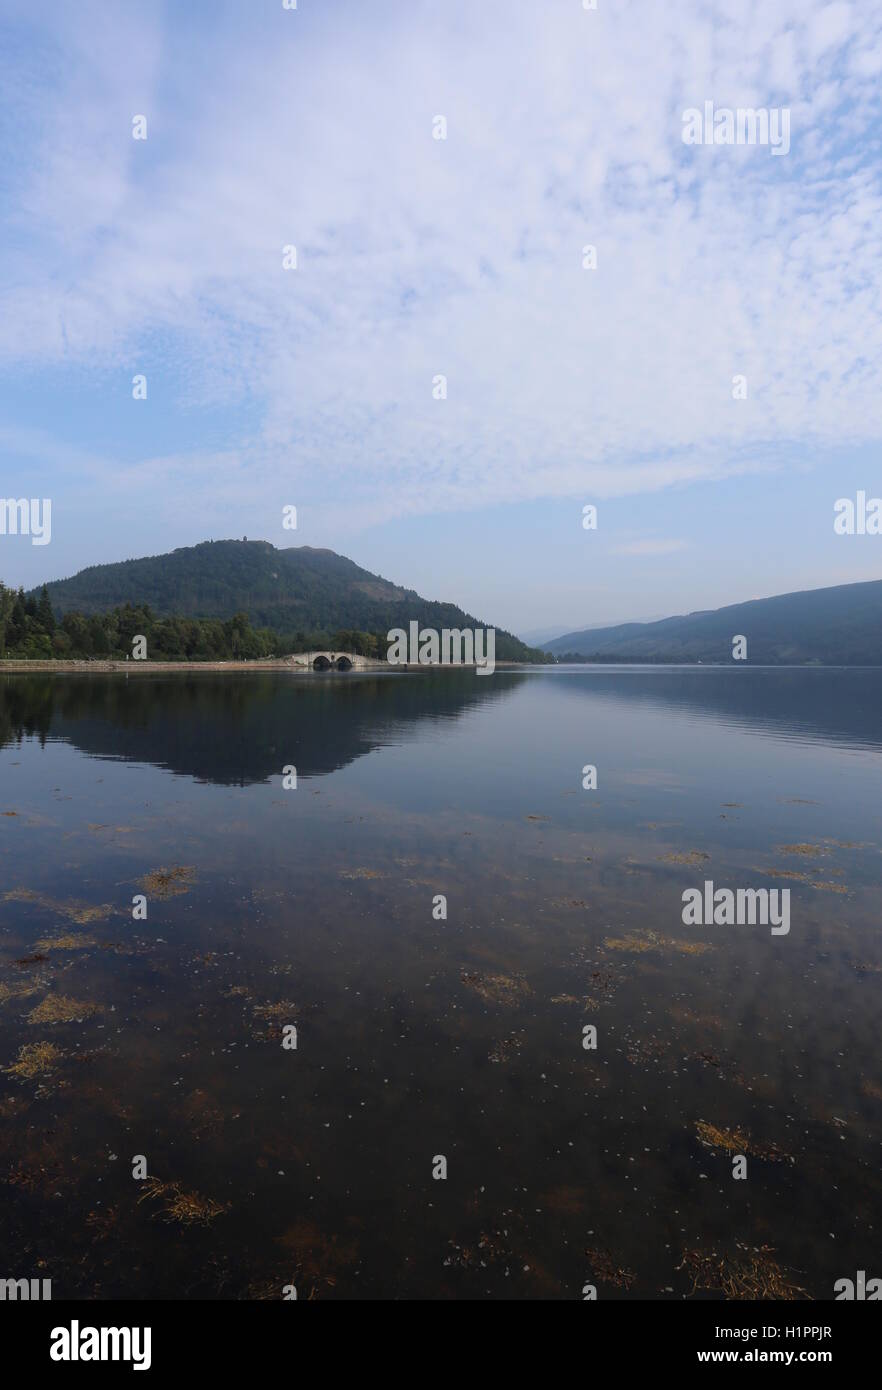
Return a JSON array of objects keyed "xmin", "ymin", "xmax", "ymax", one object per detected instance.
[
  {"xmin": 0, "ymin": 658, "xmax": 382, "ymax": 673},
  {"xmin": 0, "ymin": 658, "xmax": 532, "ymax": 674}
]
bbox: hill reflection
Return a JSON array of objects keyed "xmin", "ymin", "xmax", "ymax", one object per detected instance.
[{"xmin": 0, "ymin": 671, "xmax": 526, "ymax": 785}]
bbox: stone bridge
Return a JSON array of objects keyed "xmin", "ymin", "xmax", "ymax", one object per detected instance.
[{"xmin": 286, "ymin": 651, "xmax": 384, "ymax": 672}]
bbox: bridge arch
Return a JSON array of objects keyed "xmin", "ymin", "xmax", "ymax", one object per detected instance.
[{"xmin": 313, "ymin": 654, "xmax": 332, "ymax": 671}]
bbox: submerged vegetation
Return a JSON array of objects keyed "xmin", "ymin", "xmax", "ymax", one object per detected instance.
[
  {"xmin": 138, "ymin": 1176, "xmax": 229, "ymax": 1226},
  {"xmin": 5, "ymin": 1040, "xmax": 63, "ymax": 1080},
  {"xmin": 678, "ymin": 1243, "xmax": 809, "ymax": 1300}
]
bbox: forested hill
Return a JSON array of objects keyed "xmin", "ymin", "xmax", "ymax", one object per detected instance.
[
  {"xmin": 546, "ymin": 578, "xmax": 882, "ymax": 665},
  {"xmin": 27, "ymin": 540, "xmax": 544, "ymax": 662}
]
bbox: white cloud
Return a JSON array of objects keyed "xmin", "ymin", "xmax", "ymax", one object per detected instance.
[{"xmin": 2, "ymin": 0, "xmax": 882, "ymax": 529}]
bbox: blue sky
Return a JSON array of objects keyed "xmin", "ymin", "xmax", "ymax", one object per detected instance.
[{"xmin": 2, "ymin": 0, "xmax": 882, "ymax": 636}]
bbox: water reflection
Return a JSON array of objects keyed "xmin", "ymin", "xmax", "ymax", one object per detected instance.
[
  {"xmin": 541, "ymin": 665, "xmax": 882, "ymax": 752},
  {"xmin": 0, "ymin": 671, "xmax": 526, "ymax": 784},
  {"xmin": 3, "ymin": 666, "xmax": 882, "ymax": 793}
]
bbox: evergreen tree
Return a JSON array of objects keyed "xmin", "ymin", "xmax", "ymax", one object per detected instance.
[{"xmin": 37, "ymin": 585, "xmax": 56, "ymax": 634}]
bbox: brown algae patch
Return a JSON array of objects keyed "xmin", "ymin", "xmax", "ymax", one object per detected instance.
[
  {"xmin": 585, "ymin": 1247, "xmax": 637, "ymax": 1290},
  {"xmin": 0, "ymin": 978, "xmax": 44, "ymax": 1005},
  {"xmin": 138, "ymin": 1176, "xmax": 229, "ymax": 1226},
  {"xmin": 583, "ymin": 967, "xmax": 620, "ymax": 1009},
  {"xmin": 660, "ymin": 851, "xmax": 710, "ymax": 865},
  {"xmin": 679, "ymin": 1243, "xmax": 808, "ymax": 1300},
  {"xmin": 754, "ymin": 868, "xmax": 848, "ymax": 893},
  {"xmin": 5, "ymin": 1041, "xmax": 64, "ymax": 1080},
  {"xmin": 137, "ymin": 865, "xmax": 196, "ymax": 899},
  {"xmin": 3, "ymin": 888, "xmax": 114, "ymax": 924},
  {"xmin": 275, "ymin": 1221, "xmax": 358, "ymax": 1295},
  {"xmin": 253, "ymin": 1001, "xmax": 297, "ymax": 1020},
  {"xmin": 488, "ymin": 1032, "xmax": 524, "ymax": 1063},
  {"xmin": 775, "ymin": 843, "xmax": 827, "ymax": 857},
  {"xmin": 695, "ymin": 1120, "xmax": 790, "ymax": 1162},
  {"xmin": 34, "ymin": 934, "xmax": 96, "ymax": 952},
  {"xmin": 604, "ymin": 935, "xmax": 655, "ymax": 954},
  {"xmin": 250, "ymin": 999, "xmax": 300, "ymax": 1041},
  {"xmin": 26, "ymin": 994, "xmax": 99, "ymax": 1025},
  {"xmin": 604, "ymin": 932, "xmax": 713, "ymax": 957},
  {"xmin": 460, "ymin": 970, "xmax": 531, "ymax": 1006}
]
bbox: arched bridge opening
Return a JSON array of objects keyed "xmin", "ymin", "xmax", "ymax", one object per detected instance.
[{"xmin": 311, "ymin": 653, "xmax": 355, "ymax": 671}]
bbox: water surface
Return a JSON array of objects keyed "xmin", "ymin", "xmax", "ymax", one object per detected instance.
[{"xmin": 0, "ymin": 666, "xmax": 879, "ymax": 1299}]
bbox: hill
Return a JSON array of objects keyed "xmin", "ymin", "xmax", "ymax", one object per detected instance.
[
  {"xmin": 546, "ymin": 578, "xmax": 882, "ymax": 665},
  {"xmin": 26, "ymin": 540, "xmax": 544, "ymax": 662}
]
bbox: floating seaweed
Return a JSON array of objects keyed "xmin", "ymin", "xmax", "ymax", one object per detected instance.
[
  {"xmin": 5, "ymin": 1040, "xmax": 64, "ymax": 1080},
  {"xmin": 604, "ymin": 931, "xmax": 713, "ymax": 956},
  {"xmin": 695, "ymin": 1120, "xmax": 790, "ymax": 1162},
  {"xmin": 26, "ymin": 994, "xmax": 99, "ymax": 1025},
  {"xmin": 137, "ymin": 1176, "xmax": 229, "ymax": 1226},
  {"xmin": 678, "ymin": 1242, "xmax": 808, "ymax": 1300},
  {"xmin": 3, "ymin": 888, "xmax": 114, "ymax": 924},
  {"xmin": 0, "ymin": 978, "xmax": 44, "ymax": 1005},
  {"xmin": 35, "ymin": 934, "xmax": 96, "ymax": 952},
  {"xmin": 137, "ymin": 865, "xmax": 196, "ymax": 899},
  {"xmin": 460, "ymin": 970, "xmax": 531, "ymax": 1006},
  {"xmin": 488, "ymin": 1032, "xmax": 524, "ymax": 1063},
  {"xmin": 585, "ymin": 1246, "xmax": 637, "ymax": 1289}
]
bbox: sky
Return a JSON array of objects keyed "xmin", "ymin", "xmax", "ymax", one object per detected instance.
[{"xmin": 2, "ymin": 0, "xmax": 882, "ymax": 638}]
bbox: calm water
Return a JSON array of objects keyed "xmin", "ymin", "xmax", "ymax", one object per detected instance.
[{"xmin": 0, "ymin": 666, "xmax": 879, "ymax": 1300}]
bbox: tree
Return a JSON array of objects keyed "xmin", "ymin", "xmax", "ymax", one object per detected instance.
[
  {"xmin": 37, "ymin": 585, "xmax": 56, "ymax": 635},
  {"xmin": 0, "ymin": 581, "xmax": 13, "ymax": 654}
]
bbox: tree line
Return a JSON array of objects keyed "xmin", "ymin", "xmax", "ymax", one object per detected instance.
[{"xmin": 0, "ymin": 582, "xmax": 392, "ymax": 661}]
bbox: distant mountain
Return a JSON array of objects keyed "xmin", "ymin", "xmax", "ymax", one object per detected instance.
[
  {"xmin": 520, "ymin": 615, "xmax": 664, "ymax": 646},
  {"xmin": 29, "ymin": 540, "xmax": 544, "ymax": 662},
  {"xmin": 517, "ymin": 626, "xmax": 569, "ymax": 647},
  {"xmin": 546, "ymin": 579, "xmax": 882, "ymax": 665}
]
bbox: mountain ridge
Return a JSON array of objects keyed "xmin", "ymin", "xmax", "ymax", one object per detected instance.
[
  {"xmin": 24, "ymin": 539, "xmax": 545, "ymax": 662},
  {"xmin": 546, "ymin": 577, "xmax": 882, "ymax": 665}
]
